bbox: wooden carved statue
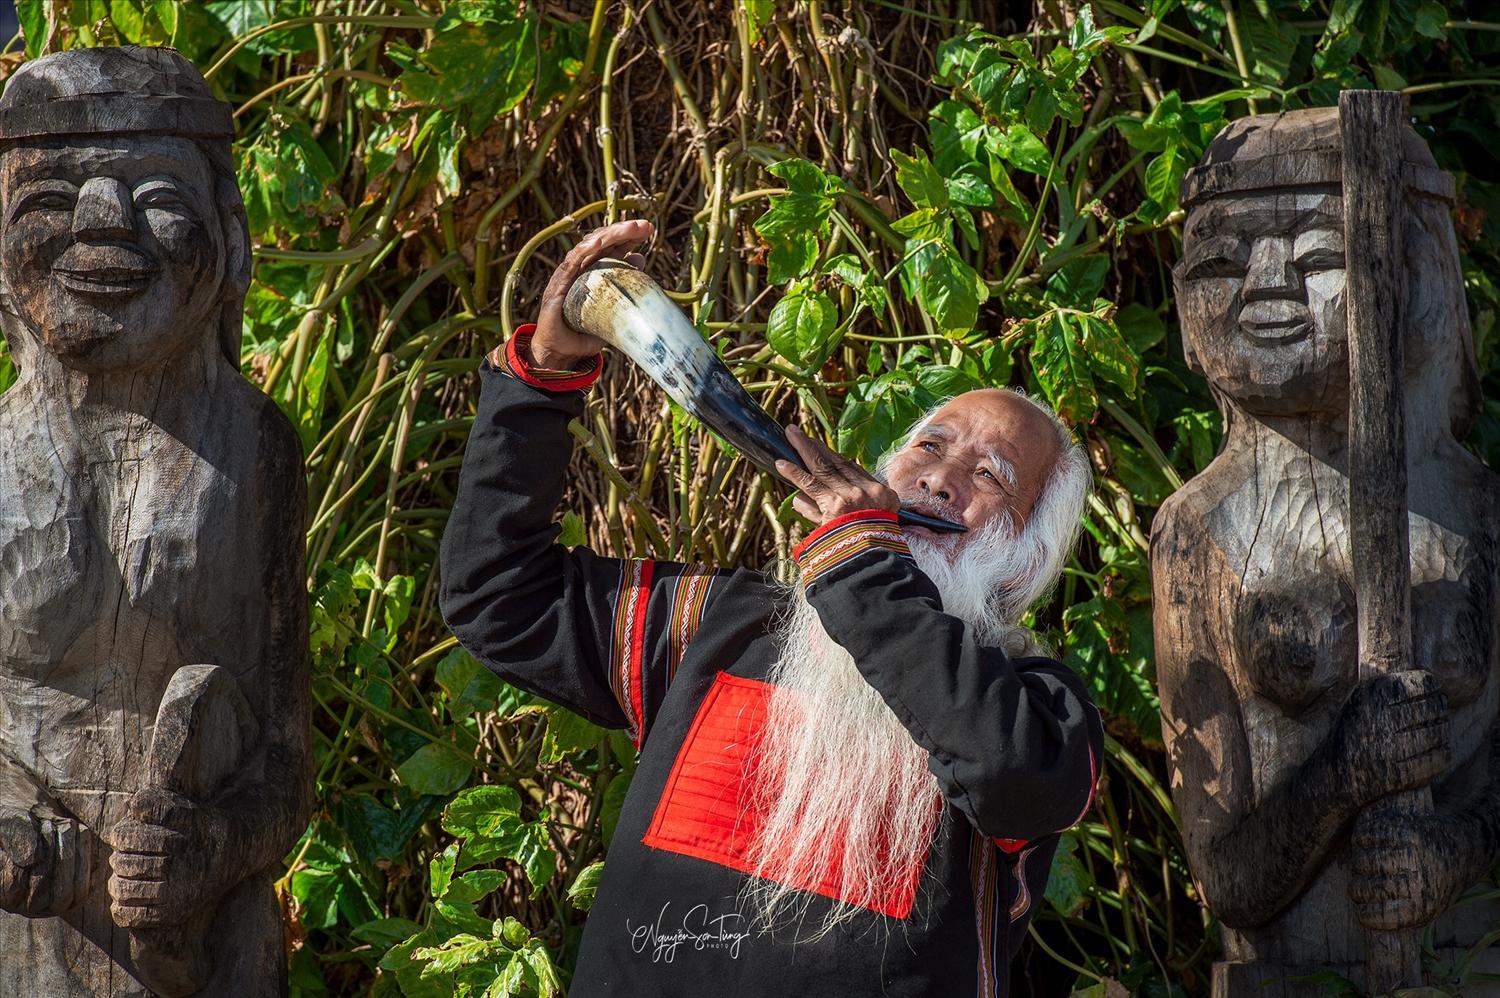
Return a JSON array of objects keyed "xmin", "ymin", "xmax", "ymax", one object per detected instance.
[
  {"xmin": 1152, "ymin": 101, "xmax": 1500, "ymax": 995},
  {"xmin": 0, "ymin": 47, "xmax": 310, "ymax": 996}
]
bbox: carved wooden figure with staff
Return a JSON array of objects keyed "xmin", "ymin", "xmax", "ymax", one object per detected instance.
[
  {"xmin": 0, "ymin": 47, "xmax": 310, "ymax": 996},
  {"xmin": 1153, "ymin": 97, "xmax": 1500, "ymax": 995}
]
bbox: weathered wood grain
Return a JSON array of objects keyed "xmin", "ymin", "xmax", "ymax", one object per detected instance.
[
  {"xmin": 1157, "ymin": 101, "xmax": 1500, "ymax": 996},
  {"xmin": 0, "ymin": 47, "xmax": 311, "ymax": 996},
  {"xmin": 1340, "ymin": 88, "xmax": 1428, "ymax": 995}
]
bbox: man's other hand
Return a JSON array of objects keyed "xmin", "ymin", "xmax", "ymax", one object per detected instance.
[
  {"xmin": 494, "ymin": 219, "xmax": 655, "ymax": 371},
  {"xmin": 777, "ymin": 425, "xmax": 900, "ymax": 526}
]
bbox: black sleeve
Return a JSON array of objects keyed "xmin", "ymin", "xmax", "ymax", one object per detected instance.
[
  {"xmin": 438, "ymin": 357, "xmax": 732, "ymax": 747},
  {"xmin": 793, "ymin": 510, "xmax": 1104, "ymax": 844}
]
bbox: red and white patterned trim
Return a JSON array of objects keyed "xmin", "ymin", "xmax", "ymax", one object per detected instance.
[
  {"xmin": 791, "ymin": 509, "xmax": 912, "ymax": 587},
  {"xmin": 607, "ymin": 559, "xmax": 655, "ymax": 745},
  {"xmin": 969, "ymin": 830, "xmax": 1000, "ymax": 998},
  {"xmin": 503, "ymin": 321, "xmax": 602, "ymax": 392},
  {"xmin": 667, "ymin": 564, "xmax": 717, "ymax": 681}
]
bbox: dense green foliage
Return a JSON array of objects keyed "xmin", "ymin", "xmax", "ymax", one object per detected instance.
[{"xmin": 3, "ymin": 0, "xmax": 1499, "ymax": 994}]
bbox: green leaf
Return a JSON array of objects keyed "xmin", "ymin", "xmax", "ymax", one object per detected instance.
[
  {"xmin": 1115, "ymin": 302, "xmax": 1166, "ymax": 353},
  {"xmin": 540, "ymin": 706, "xmax": 604, "ymax": 763},
  {"xmin": 767, "ymin": 288, "xmax": 838, "ymax": 367},
  {"xmin": 352, "ymin": 916, "xmax": 425, "ymax": 950},
  {"xmin": 444, "ymin": 786, "xmax": 556, "ymax": 896},
  {"xmin": 382, "ymin": 574, "xmax": 416, "ymax": 643},
  {"xmin": 497, "ymin": 915, "xmax": 529, "ymax": 947},
  {"xmin": 1239, "ymin": 8, "xmax": 1298, "ymax": 85},
  {"xmin": 435, "ymin": 649, "xmax": 507, "ymax": 716},
  {"xmin": 558, "ymin": 510, "xmax": 586, "ymax": 547},
  {"xmin": 929, "ymin": 99, "xmax": 986, "ymax": 176},
  {"xmin": 413, "ymin": 933, "xmax": 499, "ymax": 976},
  {"xmin": 1080, "ymin": 311, "xmax": 1138, "ymax": 396},
  {"xmin": 902, "ymin": 240, "xmax": 987, "ymax": 336},
  {"xmin": 743, "ymin": 0, "xmax": 775, "ymax": 45},
  {"xmin": 1029, "ymin": 311, "xmax": 1097, "ymax": 424},
  {"xmin": 945, "ymin": 171, "xmax": 994, "ymax": 207},
  {"xmin": 17, "ymin": 0, "xmax": 47, "ymax": 57},
  {"xmin": 519, "ymin": 941, "xmax": 563, "ymax": 996},
  {"xmin": 461, "ymin": 822, "xmax": 556, "ymax": 898},
  {"xmin": 891, "ymin": 147, "xmax": 948, "ymax": 210},
  {"xmin": 1142, "ymin": 145, "xmax": 1185, "ymax": 218},
  {"xmin": 1413, "ymin": 1, "xmax": 1448, "ymax": 39},
  {"xmin": 568, "ymin": 861, "xmax": 605, "ymax": 910},
  {"xmin": 430, "ymin": 844, "xmax": 458, "ymax": 899},
  {"xmin": 443, "ymin": 785, "xmax": 523, "ymax": 839},
  {"xmin": 335, "ymin": 794, "xmax": 413, "ymax": 865},
  {"xmin": 396, "ymin": 743, "xmax": 474, "ymax": 796},
  {"xmin": 600, "ymin": 770, "xmax": 632, "ymax": 847},
  {"xmin": 1044, "ymin": 829, "xmax": 1090, "ymax": 916},
  {"xmin": 754, "ymin": 160, "xmax": 846, "ymax": 286},
  {"xmin": 914, "ymin": 364, "xmax": 981, "ymax": 399},
  {"xmin": 379, "ymin": 930, "xmax": 451, "ymax": 998},
  {"xmin": 1372, "ymin": 64, "xmax": 1408, "ymax": 91},
  {"xmin": 109, "ymin": 0, "xmax": 147, "ymax": 42},
  {"xmin": 443, "ymin": 869, "xmax": 509, "ymax": 904},
  {"xmin": 399, "ymin": 18, "xmax": 537, "ymax": 130},
  {"xmin": 150, "ymin": 0, "xmax": 178, "ymax": 40},
  {"xmin": 985, "ymin": 123, "xmax": 1052, "ymax": 175},
  {"xmin": 1045, "ymin": 255, "xmax": 1108, "ymax": 308},
  {"xmin": 768, "ymin": 157, "xmax": 848, "ymax": 196}
]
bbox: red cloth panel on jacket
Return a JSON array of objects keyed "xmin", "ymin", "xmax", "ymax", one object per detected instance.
[{"xmin": 641, "ymin": 673, "xmax": 925, "ymax": 919}]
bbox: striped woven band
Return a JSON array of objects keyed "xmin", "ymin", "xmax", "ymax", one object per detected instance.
[
  {"xmin": 503, "ymin": 322, "xmax": 602, "ymax": 392},
  {"xmin": 792, "ymin": 509, "xmax": 911, "ymax": 586}
]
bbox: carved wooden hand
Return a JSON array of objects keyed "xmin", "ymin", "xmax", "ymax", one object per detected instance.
[{"xmin": 0, "ymin": 805, "xmax": 86, "ymax": 916}]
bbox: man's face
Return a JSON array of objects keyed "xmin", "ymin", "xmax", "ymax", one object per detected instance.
[
  {"xmin": 0, "ymin": 136, "xmax": 225, "ymax": 371},
  {"xmin": 882, "ymin": 389, "xmax": 1062, "ymax": 542}
]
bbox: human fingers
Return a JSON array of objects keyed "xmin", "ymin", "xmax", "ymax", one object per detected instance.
[
  {"xmin": 539, "ymin": 221, "xmax": 654, "ymax": 335},
  {"xmin": 792, "ymin": 495, "xmax": 823, "ymax": 523},
  {"xmin": 785, "ymin": 425, "xmax": 861, "ymax": 487}
]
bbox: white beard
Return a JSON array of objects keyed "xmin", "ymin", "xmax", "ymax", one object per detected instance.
[{"xmin": 741, "ymin": 511, "xmax": 1046, "ymax": 937}]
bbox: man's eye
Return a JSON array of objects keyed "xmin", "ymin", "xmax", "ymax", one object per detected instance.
[
  {"xmin": 919, "ymin": 441, "xmax": 939, "ymax": 453},
  {"xmin": 977, "ymin": 468, "xmax": 996, "ymax": 482}
]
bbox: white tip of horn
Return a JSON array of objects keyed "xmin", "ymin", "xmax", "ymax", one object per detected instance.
[{"xmin": 562, "ymin": 258, "xmax": 719, "ymax": 413}]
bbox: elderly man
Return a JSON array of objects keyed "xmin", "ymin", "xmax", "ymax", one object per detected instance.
[{"xmin": 440, "ymin": 219, "xmax": 1103, "ymax": 997}]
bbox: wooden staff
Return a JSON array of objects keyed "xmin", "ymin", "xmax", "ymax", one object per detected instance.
[{"xmin": 1341, "ymin": 88, "xmax": 1431, "ymax": 994}]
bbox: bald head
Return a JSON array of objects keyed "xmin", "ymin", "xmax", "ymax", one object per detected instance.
[{"xmin": 882, "ymin": 388, "xmax": 1066, "ymax": 534}]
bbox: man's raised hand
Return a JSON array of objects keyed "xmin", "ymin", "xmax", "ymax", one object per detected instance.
[
  {"xmin": 496, "ymin": 218, "xmax": 654, "ymax": 370},
  {"xmin": 775, "ymin": 425, "xmax": 900, "ymax": 526}
]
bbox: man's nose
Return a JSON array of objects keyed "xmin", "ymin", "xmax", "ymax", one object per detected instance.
[
  {"xmin": 1241, "ymin": 236, "xmax": 1301, "ymax": 302},
  {"xmin": 72, "ymin": 177, "xmax": 135, "ymax": 241},
  {"xmin": 917, "ymin": 464, "xmax": 960, "ymax": 505}
]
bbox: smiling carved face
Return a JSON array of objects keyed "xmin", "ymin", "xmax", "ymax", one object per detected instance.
[
  {"xmin": 1174, "ymin": 190, "xmax": 1351, "ymax": 416},
  {"xmin": 0, "ymin": 136, "xmax": 226, "ymax": 372},
  {"xmin": 881, "ymin": 389, "xmax": 1063, "ymax": 539}
]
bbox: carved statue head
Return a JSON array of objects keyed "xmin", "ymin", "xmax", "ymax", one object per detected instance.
[
  {"xmin": 1173, "ymin": 106, "xmax": 1479, "ymax": 435},
  {"xmin": 0, "ymin": 46, "xmax": 249, "ymax": 375}
]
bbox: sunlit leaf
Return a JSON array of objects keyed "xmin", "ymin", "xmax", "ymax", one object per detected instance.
[
  {"xmin": 767, "ymin": 287, "xmax": 838, "ymax": 367},
  {"xmin": 397, "ymin": 744, "xmax": 474, "ymax": 796}
]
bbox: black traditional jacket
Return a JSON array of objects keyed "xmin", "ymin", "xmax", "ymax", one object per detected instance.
[{"xmin": 439, "ymin": 325, "xmax": 1105, "ymax": 998}]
